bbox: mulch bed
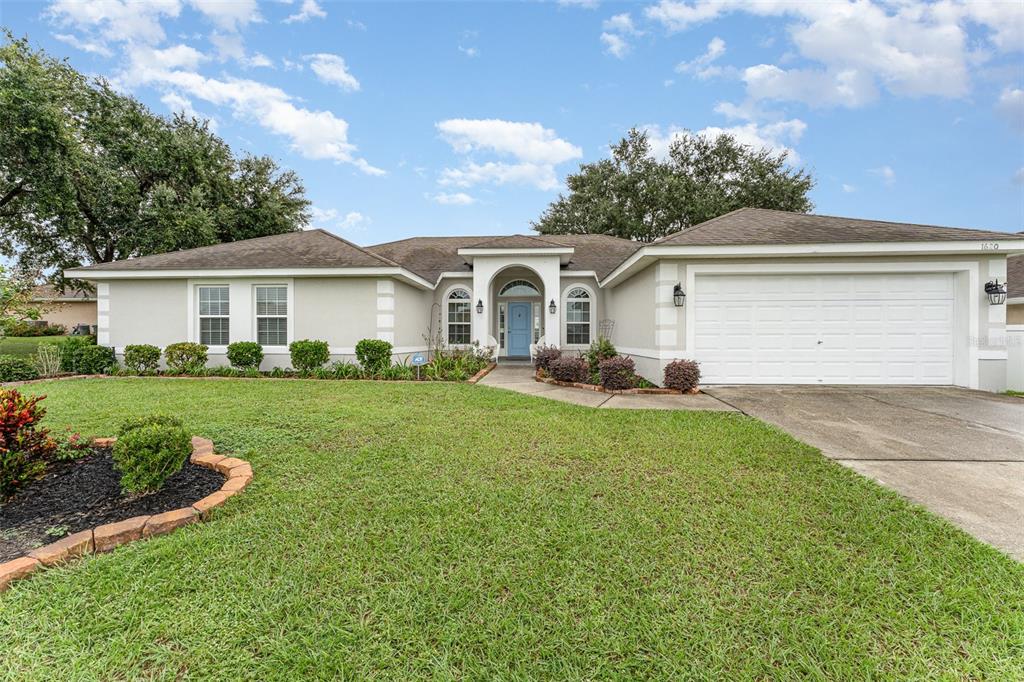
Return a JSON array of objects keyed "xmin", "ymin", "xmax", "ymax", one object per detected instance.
[{"xmin": 0, "ymin": 447, "xmax": 223, "ymax": 563}]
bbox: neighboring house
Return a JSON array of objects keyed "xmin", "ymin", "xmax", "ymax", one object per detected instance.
[
  {"xmin": 65, "ymin": 208, "xmax": 1024, "ymax": 391},
  {"xmin": 29, "ymin": 285, "xmax": 97, "ymax": 330},
  {"xmin": 1007, "ymin": 254, "xmax": 1023, "ymax": 325}
]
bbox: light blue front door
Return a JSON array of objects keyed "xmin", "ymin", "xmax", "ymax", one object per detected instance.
[{"xmin": 508, "ymin": 302, "xmax": 532, "ymax": 357}]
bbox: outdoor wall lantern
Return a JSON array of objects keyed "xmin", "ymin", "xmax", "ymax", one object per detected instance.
[
  {"xmin": 548, "ymin": 299, "xmax": 557, "ymax": 314},
  {"xmin": 985, "ymin": 279, "xmax": 1007, "ymax": 305},
  {"xmin": 476, "ymin": 299, "xmax": 484, "ymax": 314},
  {"xmin": 673, "ymin": 283, "xmax": 686, "ymax": 307}
]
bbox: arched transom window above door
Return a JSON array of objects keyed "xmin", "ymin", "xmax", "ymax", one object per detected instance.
[
  {"xmin": 565, "ymin": 287, "xmax": 591, "ymax": 345},
  {"xmin": 498, "ymin": 280, "xmax": 540, "ymax": 297}
]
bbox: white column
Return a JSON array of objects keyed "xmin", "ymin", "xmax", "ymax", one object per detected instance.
[
  {"xmin": 472, "ymin": 266, "xmax": 490, "ymax": 348},
  {"xmin": 541, "ymin": 267, "xmax": 561, "ymax": 348}
]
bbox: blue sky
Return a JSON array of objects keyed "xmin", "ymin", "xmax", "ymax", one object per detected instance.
[{"xmin": 3, "ymin": 0, "xmax": 1023, "ymax": 245}]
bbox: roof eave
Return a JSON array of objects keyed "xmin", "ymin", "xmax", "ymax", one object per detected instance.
[
  {"xmin": 600, "ymin": 239, "xmax": 1024, "ymax": 288},
  {"xmin": 63, "ymin": 266, "xmax": 435, "ymax": 290}
]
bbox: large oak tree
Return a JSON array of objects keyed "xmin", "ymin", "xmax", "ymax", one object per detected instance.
[
  {"xmin": 533, "ymin": 128, "xmax": 815, "ymax": 242},
  {"xmin": 0, "ymin": 34, "xmax": 311, "ymax": 283}
]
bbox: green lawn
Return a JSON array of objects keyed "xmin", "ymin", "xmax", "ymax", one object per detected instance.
[
  {"xmin": 0, "ymin": 335, "xmax": 66, "ymax": 358},
  {"xmin": 1, "ymin": 379, "xmax": 1022, "ymax": 680}
]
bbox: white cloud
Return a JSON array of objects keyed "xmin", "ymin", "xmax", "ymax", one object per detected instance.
[
  {"xmin": 284, "ymin": 0, "xmax": 326, "ymax": 24},
  {"xmin": 842, "ymin": 183, "xmax": 856, "ymax": 193},
  {"xmin": 644, "ymin": 0, "xmax": 1024, "ymax": 108},
  {"xmin": 996, "ymin": 87, "xmax": 1024, "ymax": 132},
  {"xmin": 429, "ymin": 192, "xmax": 476, "ymax": 205},
  {"xmin": 188, "ymin": 0, "xmax": 261, "ymax": 30},
  {"xmin": 122, "ymin": 52, "xmax": 381, "ymax": 174},
  {"xmin": 600, "ymin": 32, "xmax": 630, "ymax": 59},
  {"xmin": 437, "ymin": 119, "xmax": 582, "ymax": 166},
  {"xmin": 603, "ymin": 13, "xmax": 639, "ymax": 34},
  {"xmin": 53, "ymin": 32, "xmax": 113, "ymax": 56},
  {"xmin": 209, "ymin": 31, "xmax": 271, "ymax": 67},
  {"xmin": 871, "ymin": 165, "xmax": 896, "ymax": 186},
  {"xmin": 559, "ymin": 0, "xmax": 600, "ymax": 8},
  {"xmin": 305, "ymin": 53, "xmax": 360, "ymax": 92},
  {"xmin": 338, "ymin": 211, "xmax": 370, "ymax": 230},
  {"xmin": 310, "ymin": 208, "xmax": 370, "ymax": 231},
  {"xmin": 676, "ymin": 36, "xmax": 726, "ymax": 78},
  {"xmin": 46, "ymin": 0, "xmax": 182, "ymax": 47},
  {"xmin": 458, "ymin": 45, "xmax": 479, "ymax": 58},
  {"xmin": 436, "ymin": 119, "xmax": 581, "ymax": 191},
  {"xmin": 347, "ymin": 18, "xmax": 367, "ymax": 31},
  {"xmin": 643, "ymin": 120, "xmax": 806, "ymax": 163},
  {"xmin": 743, "ymin": 64, "xmax": 878, "ymax": 108},
  {"xmin": 600, "ymin": 12, "xmax": 640, "ymax": 58}
]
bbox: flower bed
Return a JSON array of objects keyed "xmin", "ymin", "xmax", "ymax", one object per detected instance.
[
  {"xmin": 0, "ymin": 436, "xmax": 252, "ymax": 591},
  {"xmin": 534, "ymin": 372, "xmax": 696, "ymax": 395}
]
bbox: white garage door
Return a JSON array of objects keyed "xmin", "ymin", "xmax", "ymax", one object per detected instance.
[{"xmin": 694, "ymin": 272, "xmax": 956, "ymax": 385}]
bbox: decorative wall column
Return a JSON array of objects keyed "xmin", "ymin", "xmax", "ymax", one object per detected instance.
[
  {"xmin": 96, "ymin": 282, "xmax": 110, "ymax": 347},
  {"xmin": 654, "ymin": 261, "xmax": 680, "ymax": 353},
  {"xmin": 376, "ymin": 279, "xmax": 395, "ymax": 344}
]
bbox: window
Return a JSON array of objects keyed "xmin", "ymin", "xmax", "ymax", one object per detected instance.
[
  {"xmin": 256, "ymin": 285, "xmax": 288, "ymax": 346},
  {"xmin": 447, "ymin": 289, "xmax": 471, "ymax": 344},
  {"xmin": 198, "ymin": 286, "xmax": 230, "ymax": 345},
  {"xmin": 498, "ymin": 279, "xmax": 540, "ymax": 297},
  {"xmin": 499, "ymin": 302, "xmax": 506, "ymax": 348},
  {"xmin": 565, "ymin": 287, "xmax": 591, "ymax": 345}
]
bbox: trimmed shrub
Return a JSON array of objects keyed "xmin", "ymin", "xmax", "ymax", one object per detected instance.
[
  {"xmin": 164, "ymin": 342, "xmax": 208, "ymax": 373},
  {"xmin": 663, "ymin": 359, "xmax": 701, "ymax": 393},
  {"xmin": 355, "ymin": 339, "xmax": 392, "ymax": 374},
  {"xmin": 123, "ymin": 344, "xmax": 161, "ymax": 373},
  {"xmin": 599, "ymin": 355, "xmax": 636, "ymax": 391},
  {"xmin": 57, "ymin": 335, "xmax": 95, "ymax": 372},
  {"xmin": 0, "ymin": 320, "xmax": 66, "ymax": 337},
  {"xmin": 585, "ymin": 337, "xmax": 618, "ymax": 368},
  {"xmin": 227, "ymin": 341, "xmax": 264, "ymax": 370},
  {"xmin": 112, "ymin": 423, "xmax": 191, "ymax": 494},
  {"xmin": 533, "ymin": 345, "xmax": 561, "ymax": 373},
  {"xmin": 77, "ymin": 345, "xmax": 116, "ymax": 374},
  {"xmin": 548, "ymin": 355, "xmax": 588, "ymax": 383},
  {"xmin": 118, "ymin": 414, "xmax": 184, "ymax": 438},
  {"xmin": 0, "ymin": 389, "xmax": 56, "ymax": 500},
  {"xmin": 0, "ymin": 355, "xmax": 39, "ymax": 382},
  {"xmin": 289, "ymin": 339, "xmax": 330, "ymax": 371}
]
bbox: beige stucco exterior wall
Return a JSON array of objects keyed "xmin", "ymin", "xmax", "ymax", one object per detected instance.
[
  {"xmin": 603, "ymin": 263, "xmax": 659, "ymax": 381},
  {"xmin": 106, "ymin": 279, "xmax": 188, "ymax": 349},
  {"xmin": 38, "ymin": 301, "xmax": 97, "ymax": 329},
  {"xmin": 392, "ymin": 281, "xmax": 433, "ymax": 349},
  {"xmin": 613, "ymin": 253, "xmax": 1010, "ymax": 391},
  {"xmin": 293, "ymin": 277, "xmax": 377, "ymax": 348}
]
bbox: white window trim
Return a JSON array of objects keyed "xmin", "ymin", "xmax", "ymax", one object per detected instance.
[
  {"xmin": 252, "ymin": 283, "xmax": 292, "ymax": 352},
  {"xmin": 562, "ymin": 283, "xmax": 595, "ymax": 348},
  {"xmin": 195, "ymin": 283, "xmax": 231, "ymax": 350},
  {"xmin": 445, "ymin": 286, "xmax": 472, "ymax": 347}
]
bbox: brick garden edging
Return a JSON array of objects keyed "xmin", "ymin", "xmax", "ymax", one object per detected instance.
[
  {"xmin": 0, "ymin": 436, "xmax": 252, "ymax": 592},
  {"xmin": 535, "ymin": 372, "xmax": 699, "ymax": 395},
  {"xmin": 466, "ymin": 362, "xmax": 498, "ymax": 384}
]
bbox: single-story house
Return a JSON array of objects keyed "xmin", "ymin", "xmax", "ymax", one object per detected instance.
[
  {"xmin": 29, "ymin": 285, "xmax": 97, "ymax": 330},
  {"xmin": 65, "ymin": 208, "xmax": 1024, "ymax": 392},
  {"xmin": 1008, "ymin": 254, "xmax": 1023, "ymax": 325}
]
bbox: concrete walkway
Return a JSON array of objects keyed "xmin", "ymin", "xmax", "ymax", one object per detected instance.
[{"xmin": 478, "ymin": 364, "xmax": 736, "ymax": 411}]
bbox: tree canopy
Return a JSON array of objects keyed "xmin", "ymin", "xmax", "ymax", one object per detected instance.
[
  {"xmin": 533, "ymin": 128, "xmax": 815, "ymax": 242},
  {"xmin": 0, "ymin": 34, "xmax": 311, "ymax": 283}
]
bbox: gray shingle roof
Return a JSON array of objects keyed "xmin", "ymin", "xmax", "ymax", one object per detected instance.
[
  {"xmin": 367, "ymin": 234, "xmax": 640, "ymax": 281},
  {"xmin": 654, "ymin": 208, "xmax": 1016, "ymax": 246},
  {"xmin": 70, "ymin": 230, "xmax": 400, "ymax": 271},
  {"xmin": 30, "ymin": 284, "xmax": 95, "ymax": 301},
  {"xmin": 1009, "ymin": 254, "xmax": 1023, "ymax": 299}
]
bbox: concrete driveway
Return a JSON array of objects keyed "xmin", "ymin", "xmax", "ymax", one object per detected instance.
[{"xmin": 703, "ymin": 386, "xmax": 1024, "ymax": 561}]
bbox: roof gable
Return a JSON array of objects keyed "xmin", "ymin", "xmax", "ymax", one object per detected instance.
[
  {"xmin": 70, "ymin": 230, "xmax": 399, "ymax": 272},
  {"xmin": 654, "ymin": 208, "xmax": 1016, "ymax": 247}
]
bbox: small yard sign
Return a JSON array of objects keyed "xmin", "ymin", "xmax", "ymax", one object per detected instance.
[{"xmin": 411, "ymin": 353, "xmax": 427, "ymax": 366}]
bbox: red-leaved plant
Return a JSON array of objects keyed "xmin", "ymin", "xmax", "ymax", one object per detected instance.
[{"xmin": 0, "ymin": 388, "xmax": 57, "ymax": 500}]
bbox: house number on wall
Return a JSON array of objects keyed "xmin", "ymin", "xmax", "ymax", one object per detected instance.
[{"xmin": 981, "ymin": 243, "xmax": 1000, "ymax": 250}]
